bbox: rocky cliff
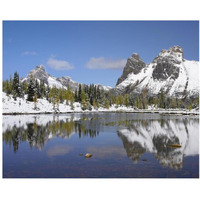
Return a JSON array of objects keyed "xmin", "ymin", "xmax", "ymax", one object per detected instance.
[{"xmin": 113, "ymin": 46, "xmax": 199, "ymax": 98}]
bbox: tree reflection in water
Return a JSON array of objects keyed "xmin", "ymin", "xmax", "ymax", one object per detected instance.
[
  {"xmin": 3, "ymin": 116, "xmax": 99, "ymax": 152},
  {"xmin": 3, "ymin": 114, "xmax": 199, "ymax": 171}
]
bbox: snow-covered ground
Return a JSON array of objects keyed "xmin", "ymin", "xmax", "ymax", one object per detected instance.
[{"xmin": 2, "ymin": 92, "xmax": 199, "ymax": 115}]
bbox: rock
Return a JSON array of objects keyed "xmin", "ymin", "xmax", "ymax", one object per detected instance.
[
  {"xmin": 85, "ymin": 153, "xmax": 92, "ymax": 158},
  {"xmin": 116, "ymin": 53, "xmax": 146, "ymax": 86},
  {"xmin": 79, "ymin": 153, "xmax": 83, "ymax": 156},
  {"xmin": 170, "ymin": 144, "xmax": 182, "ymax": 148},
  {"xmin": 142, "ymin": 159, "xmax": 147, "ymax": 162},
  {"xmin": 112, "ymin": 46, "xmax": 199, "ymax": 99}
]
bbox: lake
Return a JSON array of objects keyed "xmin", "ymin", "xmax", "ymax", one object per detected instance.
[{"xmin": 3, "ymin": 113, "xmax": 199, "ymax": 178}]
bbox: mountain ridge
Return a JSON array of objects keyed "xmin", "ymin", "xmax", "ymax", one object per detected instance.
[
  {"xmin": 23, "ymin": 65, "xmax": 112, "ymax": 91},
  {"xmin": 22, "ymin": 45, "xmax": 199, "ymax": 98},
  {"xmin": 113, "ymin": 45, "xmax": 199, "ymax": 98}
]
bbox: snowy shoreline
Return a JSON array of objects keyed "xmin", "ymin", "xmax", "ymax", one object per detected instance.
[
  {"xmin": 2, "ymin": 109, "xmax": 199, "ymax": 116},
  {"xmin": 2, "ymin": 92, "xmax": 199, "ymax": 115}
]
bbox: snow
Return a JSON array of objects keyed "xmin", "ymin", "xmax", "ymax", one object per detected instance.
[
  {"xmin": 184, "ymin": 60, "xmax": 199, "ymax": 93},
  {"xmin": 102, "ymin": 86, "xmax": 112, "ymax": 91},
  {"xmin": 2, "ymin": 92, "xmax": 199, "ymax": 115},
  {"xmin": 116, "ymin": 58, "xmax": 199, "ymax": 97},
  {"xmin": 47, "ymin": 76, "xmax": 65, "ymax": 89}
]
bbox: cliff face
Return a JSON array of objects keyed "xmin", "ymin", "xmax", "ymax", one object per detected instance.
[
  {"xmin": 116, "ymin": 53, "xmax": 146, "ymax": 85},
  {"xmin": 114, "ymin": 46, "xmax": 199, "ymax": 98}
]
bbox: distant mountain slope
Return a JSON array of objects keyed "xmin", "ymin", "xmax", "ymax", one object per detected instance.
[
  {"xmin": 23, "ymin": 65, "xmax": 112, "ymax": 91},
  {"xmin": 112, "ymin": 46, "xmax": 199, "ymax": 98},
  {"xmin": 23, "ymin": 65, "xmax": 65, "ymax": 89}
]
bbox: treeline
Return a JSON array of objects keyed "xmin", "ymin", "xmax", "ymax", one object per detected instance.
[{"xmin": 3, "ymin": 72, "xmax": 199, "ymax": 110}]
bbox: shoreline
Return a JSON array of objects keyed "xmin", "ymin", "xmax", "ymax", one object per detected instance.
[{"xmin": 2, "ymin": 109, "xmax": 199, "ymax": 115}]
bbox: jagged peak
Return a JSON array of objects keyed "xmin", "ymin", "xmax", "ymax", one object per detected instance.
[
  {"xmin": 153, "ymin": 45, "xmax": 184, "ymax": 63},
  {"xmin": 35, "ymin": 65, "xmax": 45, "ymax": 71},
  {"xmin": 60, "ymin": 76, "xmax": 72, "ymax": 80},
  {"xmin": 130, "ymin": 53, "xmax": 143, "ymax": 62}
]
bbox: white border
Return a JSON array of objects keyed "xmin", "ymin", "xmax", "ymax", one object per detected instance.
[{"xmin": 0, "ymin": 1, "xmax": 200, "ymax": 200}]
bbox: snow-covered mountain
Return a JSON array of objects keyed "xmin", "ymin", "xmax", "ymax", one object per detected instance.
[
  {"xmin": 23, "ymin": 65, "xmax": 112, "ymax": 91},
  {"xmin": 23, "ymin": 65, "xmax": 65, "ymax": 89},
  {"xmin": 113, "ymin": 46, "xmax": 199, "ymax": 98}
]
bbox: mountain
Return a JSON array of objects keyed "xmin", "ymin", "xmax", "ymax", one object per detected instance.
[
  {"xmin": 112, "ymin": 46, "xmax": 199, "ymax": 98},
  {"xmin": 23, "ymin": 65, "xmax": 64, "ymax": 89},
  {"xmin": 23, "ymin": 65, "xmax": 111, "ymax": 91}
]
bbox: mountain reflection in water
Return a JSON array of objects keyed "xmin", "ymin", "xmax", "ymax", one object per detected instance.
[
  {"xmin": 3, "ymin": 113, "xmax": 199, "ymax": 173},
  {"xmin": 117, "ymin": 118, "xmax": 199, "ymax": 170}
]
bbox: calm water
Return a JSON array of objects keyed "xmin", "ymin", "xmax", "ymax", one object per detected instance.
[{"xmin": 3, "ymin": 113, "xmax": 199, "ymax": 178}]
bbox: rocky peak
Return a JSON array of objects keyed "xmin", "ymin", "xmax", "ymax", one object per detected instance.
[
  {"xmin": 116, "ymin": 53, "xmax": 146, "ymax": 86},
  {"xmin": 151, "ymin": 46, "xmax": 185, "ymax": 81},
  {"xmin": 131, "ymin": 53, "xmax": 143, "ymax": 61},
  {"xmin": 24, "ymin": 65, "xmax": 50, "ymax": 84},
  {"xmin": 35, "ymin": 65, "xmax": 45, "ymax": 72},
  {"xmin": 56, "ymin": 76, "xmax": 79, "ymax": 90},
  {"xmin": 153, "ymin": 45, "xmax": 184, "ymax": 64}
]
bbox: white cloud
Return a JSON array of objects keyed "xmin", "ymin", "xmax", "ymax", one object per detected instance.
[
  {"xmin": 22, "ymin": 51, "xmax": 37, "ymax": 56},
  {"xmin": 86, "ymin": 57, "xmax": 127, "ymax": 70},
  {"xmin": 47, "ymin": 57, "xmax": 74, "ymax": 70}
]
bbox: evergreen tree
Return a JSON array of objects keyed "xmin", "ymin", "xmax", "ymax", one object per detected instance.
[
  {"xmin": 141, "ymin": 89, "xmax": 148, "ymax": 109},
  {"xmin": 74, "ymin": 89, "xmax": 78, "ymax": 102},
  {"xmin": 97, "ymin": 86, "xmax": 101, "ymax": 102},
  {"xmin": 96, "ymin": 100, "xmax": 99, "ymax": 109},
  {"xmin": 27, "ymin": 77, "xmax": 35, "ymax": 101},
  {"xmin": 93, "ymin": 100, "xmax": 97, "ymax": 110},
  {"xmin": 118, "ymin": 95, "xmax": 124, "ymax": 106},
  {"xmin": 3, "ymin": 79, "xmax": 12, "ymax": 95},
  {"xmin": 124, "ymin": 94, "xmax": 130, "ymax": 107},
  {"xmin": 115, "ymin": 96, "xmax": 120, "ymax": 108},
  {"xmin": 81, "ymin": 90, "xmax": 88, "ymax": 110},
  {"xmin": 65, "ymin": 86, "xmax": 74, "ymax": 105},
  {"xmin": 105, "ymin": 99, "xmax": 110, "ymax": 109},
  {"xmin": 56, "ymin": 96, "xmax": 60, "ymax": 111},
  {"xmin": 35, "ymin": 79, "xmax": 41, "ymax": 98},
  {"xmin": 39, "ymin": 80, "xmax": 46, "ymax": 98},
  {"xmin": 111, "ymin": 95, "xmax": 116, "ymax": 105},
  {"xmin": 22, "ymin": 81, "xmax": 28, "ymax": 94},
  {"xmin": 158, "ymin": 90, "xmax": 165, "ymax": 108},
  {"xmin": 170, "ymin": 98, "xmax": 177, "ymax": 108},
  {"xmin": 12, "ymin": 72, "xmax": 20, "ymax": 99},
  {"xmin": 78, "ymin": 84, "xmax": 82, "ymax": 102},
  {"xmin": 129, "ymin": 96, "xmax": 134, "ymax": 107},
  {"xmin": 46, "ymin": 84, "xmax": 50, "ymax": 100},
  {"xmin": 48, "ymin": 86, "xmax": 57, "ymax": 103},
  {"xmin": 70, "ymin": 99, "xmax": 74, "ymax": 110}
]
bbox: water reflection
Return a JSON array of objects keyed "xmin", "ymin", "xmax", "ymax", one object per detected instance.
[
  {"xmin": 117, "ymin": 118, "xmax": 199, "ymax": 170},
  {"xmin": 3, "ymin": 115, "xmax": 100, "ymax": 152},
  {"xmin": 3, "ymin": 114, "xmax": 199, "ymax": 172}
]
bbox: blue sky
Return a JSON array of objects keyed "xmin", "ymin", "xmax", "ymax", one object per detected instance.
[{"xmin": 3, "ymin": 21, "xmax": 199, "ymax": 87}]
